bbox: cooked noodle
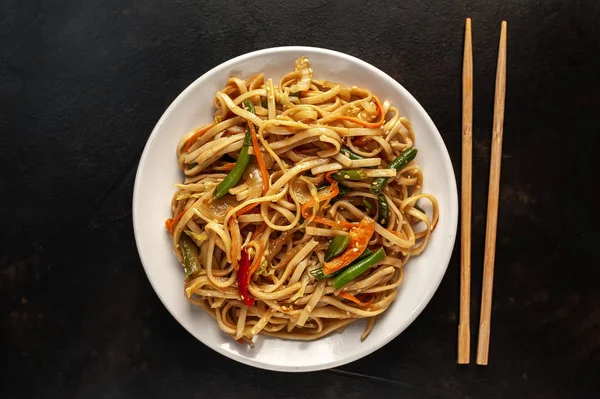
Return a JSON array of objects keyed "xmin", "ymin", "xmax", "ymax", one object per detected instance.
[{"xmin": 166, "ymin": 56, "xmax": 439, "ymax": 343}]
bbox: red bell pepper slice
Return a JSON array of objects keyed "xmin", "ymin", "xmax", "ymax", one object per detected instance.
[{"xmin": 237, "ymin": 248, "xmax": 255, "ymax": 306}]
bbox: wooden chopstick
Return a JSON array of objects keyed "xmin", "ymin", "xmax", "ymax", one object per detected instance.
[
  {"xmin": 458, "ymin": 17, "xmax": 473, "ymax": 365},
  {"xmin": 476, "ymin": 20, "xmax": 507, "ymax": 366}
]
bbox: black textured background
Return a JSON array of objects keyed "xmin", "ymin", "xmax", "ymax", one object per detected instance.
[{"xmin": 1, "ymin": 1, "xmax": 599, "ymax": 398}]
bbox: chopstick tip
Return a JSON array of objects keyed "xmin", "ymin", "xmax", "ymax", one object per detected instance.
[{"xmin": 500, "ymin": 21, "xmax": 507, "ymax": 43}]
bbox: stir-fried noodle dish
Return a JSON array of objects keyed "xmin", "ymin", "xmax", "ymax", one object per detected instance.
[{"xmin": 165, "ymin": 56, "xmax": 439, "ymax": 345}]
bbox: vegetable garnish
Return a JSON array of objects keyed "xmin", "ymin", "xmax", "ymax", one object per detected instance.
[
  {"xmin": 332, "ymin": 247, "xmax": 386, "ymax": 290},
  {"xmin": 377, "ymin": 194, "xmax": 389, "ymax": 226},
  {"xmin": 244, "ymin": 100, "xmax": 270, "ymax": 194},
  {"xmin": 228, "ymin": 216, "xmax": 240, "ymax": 270},
  {"xmin": 214, "ymin": 101, "xmax": 261, "ymax": 199},
  {"xmin": 370, "ymin": 147, "xmax": 418, "ymax": 194},
  {"xmin": 310, "ymin": 249, "xmax": 374, "ymax": 280},
  {"xmin": 185, "ymin": 123, "xmax": 215, "ymax": 153},
  {"xmin": 339, "ymin": 146, "xmax": 366, "ymax": 160},
  {"xmin": 330, "ymin": 95, "xmax": 385, "ymax": 128},
  {"xmin": 247, "ymin": 241, "xmax": 265, "ymax": 276},
  {"xmin": 238, "ymin": 248, "xmax": 255, "ymax": 306},
  {"xmin": 165, "ymin": 208, "xmax": 187, "ymax": 235},
  {"xmin": 323, "ymin": 218, "xmax": 376, "ymax": 275},
  {"xmin": 324, "ymin": 235, "xmax": 352, "ymax": 262},
  {"xmin": 339, "ymin": 292, "xmax": 375, "ymax": 307},
  {"xmin": 180, "ymin": 234, "xmax": 201, "ymax": 277}
]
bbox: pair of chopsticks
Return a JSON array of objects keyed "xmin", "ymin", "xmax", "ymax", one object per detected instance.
[{"xmin": 458, "ymin": 19, "xmax": 507, "ymax": 366}]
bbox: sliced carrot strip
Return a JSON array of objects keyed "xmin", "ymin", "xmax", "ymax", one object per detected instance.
[
  {"xmin": 247, "ymin": 241, "xmax": 265, "ymax": 276},
  {"xmin": 165, "ymin": 208, "xmax": 187, "ymax": 235},
  {"xmin": 236, "ymin": 202, "xmax": 259, "ymax": 217},
  {"xmin": 249, "ymin": 223, "xmax": 267, "ymax": 241},
  {"xmin": 329, "ymin": 95, "xmax": 384, "ymax": 128},
  {"xmin": 325, "ymin": 170, "xmax": 337, "ymax": 184},
  {"xmin": 301, "ymin": 183, "xmax": 339, "ymax": 219},
  {"xmin": 300, "ymin": 182, "xmax": 357, "ymax": 229},
  {"xmin": 247, "ymin": 121, "xmax": 270, "ymax": 194},
  {"xmin": 339, "ymin": 292, "xmax": 375, "ymax": 307},
  {"xmin": 228, "ymin": 215, "xmax": 240, "ymax": 270},
  {"xmin": 185, "ymin": 123, "xmax": 215, "ymax": 152},
  {"xmin": 220, "ymin": 162, "xmax": 235, "ymax": 171}
]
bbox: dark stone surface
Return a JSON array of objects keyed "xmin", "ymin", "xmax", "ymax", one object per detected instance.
[{"xmin": 1, "ymin": 0, "xmax": 599, "ymax": 398}]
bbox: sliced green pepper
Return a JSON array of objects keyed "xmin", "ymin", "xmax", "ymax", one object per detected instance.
[
  {"xmin": 213, "ymin": 100, "xmax": 255, "ymax": 199},
  {"xmin": 180, "ymin": 234, "xmax": 201, "ymax": 277}
]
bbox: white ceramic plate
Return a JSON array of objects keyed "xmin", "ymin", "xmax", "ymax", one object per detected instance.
[{"xmin": 133, "ymin": 46, "xmax": 458, "ymax": 372}]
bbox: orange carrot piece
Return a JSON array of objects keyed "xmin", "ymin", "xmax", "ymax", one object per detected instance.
[
  {"xmin": 249, "ymin": 223, "xmax": 267, "ymax": 241},
  {"xmin": 247, "ymin": 121, "xmax": 270, "ymax": 194},
  {"xmin": 228, "ymin": 216, "xmax": 240, "ymax": 270},
  {"xmin": 300, "ymin": 182, "xmax": 356, "ymax": 229},
  {"xmin": 165, "ymin": 209, "xmax": 187, "ymax": 235},
  {"xmin": 236, "ymin": 202, "xmax": 259, "ymax": 217},
  {"xmin": 185, "ymin": 123, "xmax": 215, "ymax": 152},
  {"xmin": 247, "ymin": 241, "xmax": 265, "ymax": 276},
  {"xmin": 339, "ymin": 292, "xmax": 375, "ymax": 307},
  {"xmin": 330, "ymin": 95, "xmax": 385, "ymax": 128},
  {"xmin": 323, "ymin": 218, "xmax": 376, "ymax": 275}
]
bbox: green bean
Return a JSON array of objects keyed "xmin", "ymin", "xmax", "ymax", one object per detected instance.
[
  {"xmin": 377, "ymin": 194, "xmax": 389, "ymax": 226},
  {"xmin": 242, "ymin": 99, "xmax": 256, "ymax": 129},
  {"xmin": 310, "ymin": 267, "xmax": 342, "ymax": 280},
  {"xmin": 180, "ymin": 234, "xmax": 201, "ymax": 277},
  {"xmin": 332, "ymin": 248, "xmax": 386, "ymax": 289},
  {"xmin": 370, "ymin": 148, "xmax": 418, "ymax": 194},
  {"xmin": 213, "ymin": 146, "xmax": 250, "ymax": 199},
  {"xmin": 213, "ymin": 100, "xmax": 255, "ymax": 199},
  {"xmin": 331, "ymin": 169, "xmax": 368, "ymax": 181},
  {"xmin": 340, "ymin": 146, "xmax": 366, "ymax": 160},
  {"xmin": 324, "ymin": 235, "xmax": 351, "ymax": 262},
  {"xmin": 362, "ymin": 197, "xmax": 374, "ymax": 211},
  {"xmin": 309, "ymin": 249, "xmax": 374, "ymax": 280}
]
